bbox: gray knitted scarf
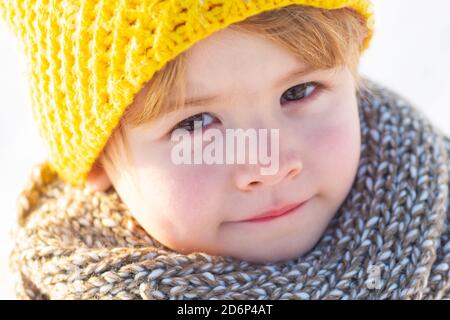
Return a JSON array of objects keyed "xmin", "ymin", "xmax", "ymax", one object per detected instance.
[{"xmin": 10, "ymin": 79, "xmax": 450, "ymax": 300}]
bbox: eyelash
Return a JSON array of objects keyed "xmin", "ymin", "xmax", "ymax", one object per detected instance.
[
  {"xmin": 170, "ymin": 113, "xmax": 217, "ymax": 133},
  {"xmin": 280, "ymin": 81, "xmax": 322, "ymax": 105},
  {"xmin": 169, "ymin": 82, "xmax": 322, "ymax": 134}
]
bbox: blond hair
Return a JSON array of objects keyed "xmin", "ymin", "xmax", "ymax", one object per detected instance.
[{"xmin": 98, "ymin": 5, "xmax": 369, "ymax": 182}]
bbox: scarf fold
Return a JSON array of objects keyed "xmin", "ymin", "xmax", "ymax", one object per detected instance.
[{"xmin": 10, "ymin": 78, "xmax": 450, "ymax": 300}]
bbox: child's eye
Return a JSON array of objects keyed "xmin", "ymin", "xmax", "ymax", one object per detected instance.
[
  {"xmin": 280, "ymin": 82, "xmax": 319, "ymax": 105},
  {"xmin": 171, "ymin": 112, "xmax": 218, "ymax": 134}
]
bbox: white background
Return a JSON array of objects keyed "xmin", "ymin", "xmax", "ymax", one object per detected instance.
[{"xmin": 0, "ymin": 0, "xmax": 449, "ymax": 299}]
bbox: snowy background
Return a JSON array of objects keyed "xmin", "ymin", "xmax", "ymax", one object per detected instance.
[{"xmin": 0, "ymin": 0, "xmax": 449, "ymax": 299}]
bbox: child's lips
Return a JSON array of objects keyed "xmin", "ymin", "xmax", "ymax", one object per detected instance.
[{"xmin": 236, "ymin": 198, "xmax": 310, "ymax": 223}]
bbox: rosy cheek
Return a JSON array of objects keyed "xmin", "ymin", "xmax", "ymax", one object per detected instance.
[
  {"xmin": 161, "ymin": 163, "xmax": 221, "ymax": 222},
  {"xmin": 308, "ymin": 116, "xmax": 361, "ymax": 198},
  {"xmin": 315, "ymin": 123, "xmax": 358, "ymax": 160}
]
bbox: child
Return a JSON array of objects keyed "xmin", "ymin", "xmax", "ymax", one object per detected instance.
[{"xmin": 1, "ymin": 0, "xmax": 449, "ymax": 300}]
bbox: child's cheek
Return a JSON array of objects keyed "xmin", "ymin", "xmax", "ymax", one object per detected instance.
[
  {"xmin": 315, "ymin": 123, "xmax": 356, "ymax": 159},
  {"xmin": 162, "ymin": 162, "xmax": 223, "ymax": 224},
  {"xmin": 308, "ymin": 113, "xmax": 361, "ymax": 197}
]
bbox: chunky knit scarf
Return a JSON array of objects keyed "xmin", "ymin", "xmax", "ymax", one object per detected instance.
[{"xmin": 10, "ymin": 79, "xmax": 450, "ymax": 300}]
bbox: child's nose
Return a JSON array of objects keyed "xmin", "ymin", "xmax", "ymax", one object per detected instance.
[
  {"xmin": 234, "ymin": 153, "xmax": 303, "ymax": 192},
  {"xmin": 231, "ymin": 105, "xmax": 303, "ymax": 191}
]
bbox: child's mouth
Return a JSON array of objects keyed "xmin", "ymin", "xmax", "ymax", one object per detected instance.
[{"xmin": 238, "ymin": 199, "xmax": 310, "ymax": 223}]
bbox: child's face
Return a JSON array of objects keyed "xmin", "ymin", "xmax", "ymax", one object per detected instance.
[{"xmin": 99, "ymin": 28, "xmax": 361, "ymax": 263}]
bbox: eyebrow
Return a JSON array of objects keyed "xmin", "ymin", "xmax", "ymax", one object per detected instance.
[{"xmin": 183, "ymin": 65, "xmax": 314, "ymax": 108}]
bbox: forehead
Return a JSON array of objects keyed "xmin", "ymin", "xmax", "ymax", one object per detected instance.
[{"xmin": 184, "ymin": 27, "xmax": 308, "ymax": 95}]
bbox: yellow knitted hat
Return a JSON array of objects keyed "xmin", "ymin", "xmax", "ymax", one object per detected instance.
[{"xmin": 0, "ymin": 0, "xmax": 374, "ymax": 187}]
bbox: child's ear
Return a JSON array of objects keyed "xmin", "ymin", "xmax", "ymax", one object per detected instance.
[{"xmin": 85, "ymin": 160, "xmax": 112, "ymax": 192}]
